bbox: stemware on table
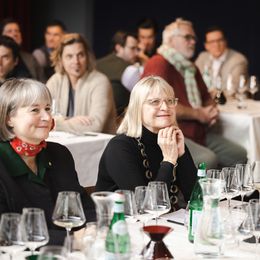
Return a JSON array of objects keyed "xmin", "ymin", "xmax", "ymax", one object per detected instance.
[
  {"xmin": 248, "ymin": 199, "xmax": 260, "ymax": 257},
  {"xmin": 20, "ymin": 208, "xmax": 49, "ymax": 256},
  {"xmin": 235, "ymin": 163, "xmax": 254, "ymax": 202},
  {"xmin": 115, "ymin": 189, "xmax": 137, "ymax": 220},
  {"xmin": 134, "ymin": 186, "xmax": 151, "ymax": 225},
  {"xmin": 221, "ymin": 167, "xmax": 240, "ymax": 208},
  {"xmin": 142, "ymin": 181, "xmax": 171, "ymax": 224},
  {"xmin": 248, "ymin": 75, "xmax": 258, "ymax": 98},
  {"xmin": 230, "ymin": 204, "xmax": 252, "ymax": 247},
  {"xmin": 52, "ymin": 191, "xmax": 86, "ymax": 252},
  {"xmin": 236, "ymin": 75, "xmax": 248, "ymax": 109},
  {"xmin": 0, "ymin": 213, "xmax": 25, "ymax": 260},
  {"xmin": 252, "ymin": 161, "xmax": 260, "ymax": 200}
]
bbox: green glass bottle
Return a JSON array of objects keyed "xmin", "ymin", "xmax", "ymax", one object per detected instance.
[
  {"xmin": 188, "ymin": 162, "xmax": 206, "ymax": 243},
  {"xmin": 105, "ymin": 193, "xmax": 131, "ymax": 260}
]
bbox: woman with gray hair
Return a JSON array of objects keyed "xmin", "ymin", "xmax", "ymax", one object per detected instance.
[
  {"xmin": 96, "ymin": 76, "xmax": 197, "ymax": 210},
  {"xmin": 47, "ymin": 33, "xmax": 116, "ymax": 135},
  {"xmin": 0, "ymin": 78, "xmax": 95, "ymax": 244}
]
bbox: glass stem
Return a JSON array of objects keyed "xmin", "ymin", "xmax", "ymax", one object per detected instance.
[
  {"xmin": 241, "ymin": 194, "xmax": 244, "ymax": 203},
  {"xmin": 66, "ymin": 228, "xmax": 71, "ymax": 252},
  {"xmin": 228, "ymin": 198, "xmax": 231, "ymax": 209},
  {"xmin": 255, "ymin": 235, "xmax": 259, "ymax": 257}
]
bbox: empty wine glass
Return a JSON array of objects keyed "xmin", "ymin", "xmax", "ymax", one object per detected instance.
[
  {"xmin": 248, "ymin": 75, "xmax": 258, "ymax": 97},
  {"xmin": 134, "ymin": 186, "xmax": 150, "ymax": 225},
  {"xmin": 235, "ymin": 163, "xmax": 254, "ymax": 202},
  {"xmin": 221, "ymin": 167, "xmax": 240, "ymax": 208},
  {"xmin": 230, "ymin": 204, "xmax": 251, "ymax": 247},
  {"xmin": 224, "ymin": 74, "xmax": 236, "ymax": 98},
  {"xmin": 115, "ymin": 190, "xmax": 137, "ymax": 221},
  {"xmin": 248, "ymin": 199, "xmax": 260, "ymax": 257},
  {"xmin": 236, "ymin": 75, "xmax": 248, "ymax": 109},
  {"xmin": 0, "ymin": 213, "xmax": 25, "ymax": 260},
  {"xmin": 52, "ymin": 191, "xmax": 86, "ymax": 252},
  {"xmin": 252, "ymin": 161, "xmax": 260, "ymax": 200},
  {"xmin": 142, "ymin": 181, "xmax": 171, "ymax": 224},
  {"xmin": 20, "ymin": 208, "xmax": 49, "ymax": 256},
  {"xmin": 207, "ymin": 169, "xmax": 226, "ymax": 200}
]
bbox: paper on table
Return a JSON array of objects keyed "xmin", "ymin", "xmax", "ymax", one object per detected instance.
[{"xmin": 160, "ymin": 208, "xmax": 185, "ymax": 224}]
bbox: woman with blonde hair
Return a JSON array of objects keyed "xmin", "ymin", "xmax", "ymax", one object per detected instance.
[
  {"xmin": 96, "ymin": 75, "xmax": 197, "ymax": 210},
  {"xmin": 47, "ymin": 33, "xmax": 116, "ymax": 135}
]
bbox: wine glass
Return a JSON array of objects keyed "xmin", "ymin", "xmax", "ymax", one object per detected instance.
[
  {"xmin": 115, "ymin": 190, "xmax": 137, "ymax": 221},
  {"xmin": 221, "ymin": 167, "xmax": 240, "ymax": 208},
  {"xmin": 248, "ymin": 75, "xmax": 258, "ymax": 98},
  {"xmin": 230, "ymin": 204, "xmax": 251, "ymax": 247},
  {"xmin": 235, "ymin": 163, "xmax": 254, "ymax": 202},
  {"xmin": 0, "ymin": 213, "xmax": 25, "ymax": 260},
  {"xmin": 207, "ymin": 169, "xmax": 226, "ymax": 200},
  {"xmin": 224, "ymin": 74, "xmax": 236, "ymax": 99},
  {"xmin": 134, "ymin": 186, "xmax": 150, "ymax": 225},
  {"xmin": 252, "ymin": 161, "xmax": 260, "ymax": 200},
  {"xmin": 236, "ymin": 75, "xmax": 248, "ymax": 109},
  {"xmin": 20, "ymin": 208, "xmax": 49, "ymax": 256},
  {"xmin": 52, "ymin": 191, "xmax": 86, "ymax": 252},
  {"xmin": 142, "ymin": 181, "xmax": 171, "ymax": 224},
  {"xmin": 248, "ymin": 199, "xmax": 260, "ymax": 257}
]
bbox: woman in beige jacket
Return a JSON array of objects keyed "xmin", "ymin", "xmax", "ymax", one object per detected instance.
[{"xmin": 47, "ymin": 33, "xmax": 116, "ymax": 135}]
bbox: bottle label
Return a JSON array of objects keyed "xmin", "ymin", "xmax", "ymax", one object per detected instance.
[
  {"xmin": 112, "ymin": 220, "xmax": 128, "ymax": 235},
  {"xmin": 190, "ymin": 209, "xmax": 202, "ymax": 236},
  {"xmin": 114, "ymin": 203, "xmax": 124, "ymax": 213},
  {"xmin": 197, "ymin": 169, "xmax": 206, "ymax": 177}
]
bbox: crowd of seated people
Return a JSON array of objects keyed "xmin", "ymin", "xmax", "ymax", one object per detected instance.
[{"xmin": 0, "ymin": 15, "xmax": 251, "ymax": 247}]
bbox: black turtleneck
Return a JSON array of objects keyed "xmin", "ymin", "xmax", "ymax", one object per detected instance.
[{"xmin": 96, "ymin": 127, "xmax": 197, "ymax": 202}]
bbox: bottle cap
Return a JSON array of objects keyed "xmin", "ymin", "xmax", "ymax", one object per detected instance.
[{"xmin": 113, "ymin": 192, "xmax": 125, "ymax": 202}]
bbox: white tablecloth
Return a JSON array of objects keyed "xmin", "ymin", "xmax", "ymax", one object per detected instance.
[
  {"xmin": 214, "ymin": 99, "xmax": 260, "ymax": 163},
  {"xmin": 47, "ymin": 131, "xmax": 114, "ymax": 187}
]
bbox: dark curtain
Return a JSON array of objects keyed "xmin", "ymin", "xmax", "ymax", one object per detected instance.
[{"xmin": 0, "ymin": 0, "xmax": 32, "ymax": 51}]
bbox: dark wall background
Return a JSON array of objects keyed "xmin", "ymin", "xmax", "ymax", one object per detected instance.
[
  {"xmin": 93, "ymin": 0, "xmax": 259, "ymax": 78},
  {"xmin": 1, "ymin": 0, "xmax": 259, "ymax": 78}
]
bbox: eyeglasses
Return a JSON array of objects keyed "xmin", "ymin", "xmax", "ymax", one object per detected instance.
[
  {"xmin": 176, "ymin": 34, "xmax": 197, "ymax": 42},
  {"xmin": 144, "ymin": 98, "xmax": 178, "ymax": 108},
  {"xmin": 206, "ymin": 38, "xmax": 225, "ymax": 45}
]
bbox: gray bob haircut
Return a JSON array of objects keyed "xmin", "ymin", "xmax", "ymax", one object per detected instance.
[
  {"xmin": 0, "ymin": 78, "xmax": 52, "ymax": 141},
  {"xmin": 117, "ymin": 75, "xmax": 175, "ymax": 138}
]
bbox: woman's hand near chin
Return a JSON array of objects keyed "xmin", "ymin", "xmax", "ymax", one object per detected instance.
[{"xmin": 158, "ymin": 126, "xmax": 178, "ymax": 165}]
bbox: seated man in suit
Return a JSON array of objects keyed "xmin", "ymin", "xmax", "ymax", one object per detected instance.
[
  {"xmin": 97, "ymin": 31, "xmax": 139, "ymax": 119},
  {"xmin": 195, "ymin": 26, "xmax": 248, "ymax": 92}
]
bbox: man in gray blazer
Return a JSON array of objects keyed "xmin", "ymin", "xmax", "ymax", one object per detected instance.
[{"xmin": 195, "ymin": 26, "xmax": 248, "ymax": 91}]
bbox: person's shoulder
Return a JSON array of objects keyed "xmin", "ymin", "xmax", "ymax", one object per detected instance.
[
  {"xmin": 46, "ymin": 141, "xmax": 68, "ymax": 152},
  {"xmin": 106, "ymin": 134, "xmax": 135, "ymax": 149},
  {"xmin": 196, "ymin": 51, "xmax": 210, "ymax": 62},
  {"xmin": 46, "ymin": 73, "xmax": 63, "ymax": 85},
  {"xmin": 148, "ymin": 54, "xmax": 168, "ymax": 63},
  {"xmin": 227, "ymin": 49, "xmax": 248, "ymax": 63},
  {"xmin": 97, "ymin": 53, "xmax": 113, "ymax": 64},
  {"xmin": 87, "ymin": 70, "xmax": 111, "ymax": 86}
]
